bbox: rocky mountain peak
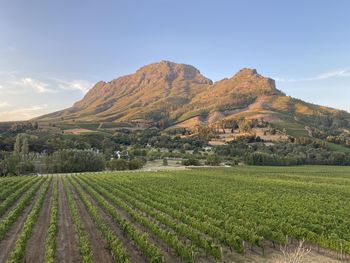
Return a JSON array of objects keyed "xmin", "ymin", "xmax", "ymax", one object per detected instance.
[
  {"xmin": 134, "ymin": 60, "xmax": 212, "ymax": 84},
  {"xmin": 235, "ymin": 68, "xmax": 258, "ymax": 77}
]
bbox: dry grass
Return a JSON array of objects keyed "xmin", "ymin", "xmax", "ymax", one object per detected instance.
[{"xmin": 274, "ymin": 241, "xmax": 311, "ymax": 263}]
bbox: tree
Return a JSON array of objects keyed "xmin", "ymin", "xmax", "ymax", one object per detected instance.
[
  {"xmin": 48, "ymin": 149, "xmax": 105, "ymax": 173},
  {"xmin": 21, "ymin": 137, "xmax": 29, "ymax": 155},
  {"xmin": 14, "ymin": 135, "xmax": 21, "ymax": 155}
]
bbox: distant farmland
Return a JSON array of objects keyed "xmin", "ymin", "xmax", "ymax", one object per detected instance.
[{"xmin": 0, "ymin": 166, "xmax": 349, "ymax": 262}]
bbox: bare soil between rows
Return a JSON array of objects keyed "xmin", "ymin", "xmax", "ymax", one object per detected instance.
[
  {"xmin": 75, "ymin": 179, "xmax": 147, "ymax": 263},
  {"xmin": 78, "ymin": 178, "xmax": 181, "ymax": 262},
  {"xmin": 0, "ymin": 181, "xmax": 44, "ymax": 263},
  {"xmin": 55, "ymin": 177, "xmax": 80, "ymax": 263},
  {"xmin": 67, "ymin": 179, "xmax": 113, "ymax": 263},
  {"xmin": 24, "ymin": 180, "xmax": 53, "ymax": 263}
]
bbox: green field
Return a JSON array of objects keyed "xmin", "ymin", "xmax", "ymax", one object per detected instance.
[
  {"xmin": 327, "ymin": 142, "xmax": 350, "ymax": 153},
  {"xmin": 0, "ymin": 166, "xmax": 349, "ymax": 262},
  {"xmin": 272, "ymin": 120, "xmax": 309, "ymax": 137}
]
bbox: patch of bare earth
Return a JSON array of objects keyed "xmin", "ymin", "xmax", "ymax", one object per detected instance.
[
  {"xmin": 68, "ymin": 180, "xmax": 114, "ymax": 263},
  {"xmin": 63, "ymin": 128, "xmax": 93, "ymax": 135},
  {"xmin": 24, "ymin": 180, "xmax": 53, "ymax": 263},
  {"xmin": 55, "ymin": 177, "xmax": 80, "ymax": 263},
  {"xmin": 0, "ymin": 182, "xmax": 43, "ymax": 263}
]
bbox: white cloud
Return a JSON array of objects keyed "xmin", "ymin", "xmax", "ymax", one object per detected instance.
[
  {"xmin": 316, "ymin": 69, "xmax": 350, "ymax": 79},
  {"xmin": 0, "ymin": 104, "xmax": 51, "ymax": 121},
  {"xmin": 275, "ymin": 69, "xmax": 350, "ymax": 82},
  {"xmin": 0, "ymin": 71, "xmax": 95, "ymax": 121},
  {"xmin": 1, "ymin": 77, "xmax": 57, "ymax": 94},
  {"xmin": 56, "ymin": 79, "xmax": 93, "ymax": 94},
  {"xmin": 0, "ymin": 70, "xmax": 17, "ymax": 76},
  {"xmin": 0, "ymin": 101, "xmax": 10, "ymax": 108},
  {"xmin": 0, "ymin": 71, "xmax": 93, "ymax": 95},
  {"xmin": 21, "ymin": 78, "xmax": 57, "ymax": 93}
]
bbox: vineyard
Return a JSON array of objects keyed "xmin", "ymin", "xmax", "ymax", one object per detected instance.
[{"xmin": 0, "ymin": 166, "xmax": 350, "ymax": 262}]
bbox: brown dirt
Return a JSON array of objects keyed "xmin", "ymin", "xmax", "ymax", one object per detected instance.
[
  {"xmin": 0, "ymin": 182, "xmax": 43, "ymax": 263},
  {"xmin": 55, "ymin": 177, "xmax": 80, "ymax": 263},
  {"xmin": 76, "ymin": 180, "xmax": 147, "ymax": 263},
  {"xmin": 67, "ymin": 180, "xmax": 114, "ymax": 263},
  {"xmin": 63, "ymin": 128, "xmax": 94, "ymax": 135},
  {"xmin": 24, "ymin": 180, "xmax": 53, "ymax": 263}
]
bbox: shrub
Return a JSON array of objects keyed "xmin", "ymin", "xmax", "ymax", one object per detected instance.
[
  {"xmin": 107, "ymin": 159, "xmax": 129, "ymax": 171},
  {"xmin": 107, "ymin": 158, "xmax": 145, "ymax": 170},
  {"xmin": 182, "ymin": 158, "xmax": 200, "ymax": 166},
  {"xmin": 128, "ymin": 158, "xmax": 145, "ymax": 170},
  {"xmin": 205, "ymin": 155, "xmax": 221, "ymax": 166}
]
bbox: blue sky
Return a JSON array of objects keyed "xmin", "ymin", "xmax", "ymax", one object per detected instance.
[{"xmin": 0, "ymin": 0, "xmax": 349, "ymax": 121}]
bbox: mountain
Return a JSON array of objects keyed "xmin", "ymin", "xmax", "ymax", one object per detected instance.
[
  {"xmin": 39, "ymin": 61, "xmax": 211, "ymax": 123},
  {"xmin": 36, "ymin": 61, "xmax": 350, "ymax": 135}
]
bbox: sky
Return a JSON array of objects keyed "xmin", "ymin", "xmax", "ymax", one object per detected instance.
[{"xmin": 0, "ymin": 0, "xmax": 349, "ymax": 121}]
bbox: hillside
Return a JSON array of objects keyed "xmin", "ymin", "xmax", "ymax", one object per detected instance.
[{"xmin": 36, "ymin": 61, "xmax": 350, "ymax": 135}]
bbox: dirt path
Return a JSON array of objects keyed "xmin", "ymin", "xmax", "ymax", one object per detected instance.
[
  {"xmin": 68, "ymin": 180, "xmax": 114, "ymax": 263},
  {"xmin": 0, "ymin": 182, "xmax": 43, "ymax": 263},
  {"xmin": 24, "ymin": 180, "xmax": 53, "ymax": 263},
  {"xmin": 55, "ymin": 177, "xmax": 80, "ymax": 263},
  {"xmin": 76, "ymin": 180, "xmax": 147, "ymax": 263}
]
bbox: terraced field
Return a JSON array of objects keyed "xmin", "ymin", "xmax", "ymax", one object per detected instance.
[{"xmin": 0, "ymin": 166, "xmax": 350, "ymax": 262}]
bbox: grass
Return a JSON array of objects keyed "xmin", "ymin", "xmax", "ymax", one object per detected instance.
[
  {"xmin": 99, "ymin": 122, "xmax": 133, "ymax": 129},
  {"xmin": 177, "ymin": 109, "xmax": 208, "ymax": 123},
  {"xmin": 272, "ymin": 120, "xmax": 309, "ymax": 137},
  {"xmin": 326, "ymin": 142, "xmax": 350, "ymax": 153}
]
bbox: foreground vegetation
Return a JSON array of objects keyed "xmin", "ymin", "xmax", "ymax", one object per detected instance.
[{"xmin": 0, "ymin": 166, "xmax": 349, "ymax": 262}]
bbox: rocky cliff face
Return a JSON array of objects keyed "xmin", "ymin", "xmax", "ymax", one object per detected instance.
[
  {"xmin": 187, "ymin": 67, "xmax": 281, "ymax": 111},
  {"xmin": 66, "ymin": 61, "xmax": 212, "ymax": 121}
]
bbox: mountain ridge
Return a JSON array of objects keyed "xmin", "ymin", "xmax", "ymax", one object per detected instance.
[{"xmin": 36, "ymin": 61, "xmax": 350, "ymax": 134}]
